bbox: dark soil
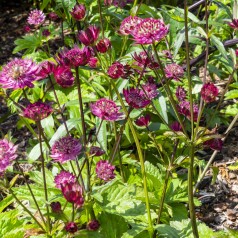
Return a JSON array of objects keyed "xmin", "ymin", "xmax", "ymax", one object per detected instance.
[{"xmin": 0, "ymin": 0, "xmax": 238, "ymax": 234}]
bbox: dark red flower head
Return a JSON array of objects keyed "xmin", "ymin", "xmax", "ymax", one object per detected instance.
[
  {"xmin": 135, "ymin": 114, "xmax": 151, "ymax": 127},
  {"xmin": 203, "ymin": 138, "xmax": 223, "ymax": 151},
  {"xmin": 70, "ymin": 4, "xmax": 86, "ymax": 21},
  {"xmin": 53, "ymin": 65, "xmax": 74, "ymax": 87},
  {"xmin": 87, "ymin": 220, "xmax": 100, "ymax": 231},
  {"xmin": 78, "ymin": 25, "xmax": 100, "ymax": 46},
  {"xmin": 96, "ymin": 38, "xmax": 111, "ymax": 53},
  {"xmin": 90, "ymin": 146, "xmax": 105, "ymax": 156},
  {"xmin": 50, "ymin": 202, "xmax": 62, "ymax": 213},
  {"xmin": 228, "ymin": 19, "xmax": 238, "ymax": 30},
  {"xmin": 107, "ymin": 62, "xmax": 125, "ymax": 79},
  {"xmin": 201, "ymin": 82, "xmax": 219, "ymax": 103},
  {"xmin": 65, "ymin": 222, "xmax": 78, "ymax": 233}
]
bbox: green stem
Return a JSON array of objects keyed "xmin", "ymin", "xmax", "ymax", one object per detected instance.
[
  {"xmin": 98, "ymin": 0, "xmax": 104, "ymax": 38},
  {"xmin": 37, "ymin": 122, "xmax": 51, "ymax": 234},
  {"xmin": 110, "ymin": 80, "xmax": 153, "ymax": 237}
]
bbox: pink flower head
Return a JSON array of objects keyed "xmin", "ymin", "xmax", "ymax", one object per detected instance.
[
  {"xmin": 96, "ymin": 38, "xmax": 111, "ymax": 53},
  {"xmin": 201, "ymin": 82, "xmax": 219, "ymax": 103},
  {"xmin": 203, "ymin": 138, "xmax": 223, "ymax": 151},
  {"xmin": 228, "ymin": 19, "xmax": 238, "ymax": 30},
  {"xmin": 64, "ymin": 46, "xmax": 92, "ymax": 67},
  {"xmin": 131, "ymin": 18, "xmax": 169, "ymax": 44},
  {"xmin": 119, "ymin": 16, "xmax": 142, "ymax": 35},
  {"xmin": 88, "ymin": 57, "xmax": 98, "ymax": 68},
  {"xmin": 133, "ymin": 51, "xmax": 159, "ymax": 69},
  {"xmin": 27, "ymin": 9, "xmax": 46, "ymax": 26},
  {"xmin": 176, "ymin": 86, "xmax": 186, "ymax": 101},
  {"xmin": 123, "ymin": 88, "xmax": 151, "ymax": 109},
  {"xmin": 51, "ymin": 136, "xmax": 82, "ymax": 163},
  {"xmin": 165, "ymin": 63, "xmax": 184, "ymax": 81},
  {"xmin": 90, "ymin": 146, "xmax": 105, "ymax": 156},
  {"xmin": 50, "ymin": 202, "xmax": 62, "ymax": 213},
  {"xmin": 53, "ymin": 65, "xmax": 74, "ymax": 87},
  {"xmin": 48, "ymin": 12, "xmax": 60, "ymax": 21},
  {"xmin": 65, "ymin": 222, "xmax": 78, "ymax": 233},
  {"xmin": 135, "ymin": 114, "xmax": 151, "ymax": 127},
  {"xmin": 54, "ymin": 171, "xmax": 76, "ymax": 189},
  {"xmin": 90, "ymin": 98, "xmax": 123, "ymax": 121},
  {"xmin": 0, "ymin": 139, "xmax": 17, "ymax": 175},
  {"xmin": 107, "ymin": 62, "xmax": 125, "ymax": 79},
  {"xmin": 0, "ymin": 58, "xmax": 39, "ymax": 89},
  {"xmin": 87, "ymin": 220, "xmax": 100, "ymax": 231},
  {"xmin": 78, "ymin": 25, "xmax": 100, "ymax": 46},
  {"xmin": 23, "ymin": 25, "xmax": 31, "ymax": 33},
  {"xmin": 141, "ymin": 82, "xmax": 159, "ymax": 100},
  {"xmin": 96, "ymin": 160, "xmax": 115, "ymax": 181},
  {"xmin": 61, "ymin": 181, "xmax": 84, "ymax": 207},
  {"xmin": 70, "ymin": 4, "xmax": 86, "ymax": 21},
  {"xmin": 170, "ymin": 121, "xmax": 182, "ymax": 132},
  {"xmin": 178, "ymin": 100, "xmax": 198, "ymax": 122},
  {"xmin": 23, "ymin": 102, "xmax": 53, "ymax": 121},
  {"xmin": 37, "ymin": 60, "xmax": 56, "ymax": 79}
]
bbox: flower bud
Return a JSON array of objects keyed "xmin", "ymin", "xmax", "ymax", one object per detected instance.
[{"xmin": 70, "ymin": 4, "xmax": 86, "ymax": 21}]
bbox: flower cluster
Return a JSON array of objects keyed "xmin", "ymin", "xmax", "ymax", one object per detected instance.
[
  {"xmin": 165, "ymin": 63, "xmax": 184, "ymax": 81},
  {"xmin": 90, "ymin": 98, "xmax": 123, "ymax": 121},
  {"xmin": 201, "ymin": 82, "xmax": 219, "ymax": 103},
  {"xmin": 0, "ymin": 139, "xmax": 17, "ymax": 176},
  {"xmin": 96, "ymin": 160, "xmax": 115, "ymax": 181},
  {"xmin": 0, "ymin": 58, "xmax": 39, "ymax": 89},
  {"xmin": 23, "ymin": 102, "xmax": 53, "ymax": 121},
  {"xmin": 51, "ymin": 136, "xmax": 82, "ymax": 163},
  {"xmin": 27, "ymin": 9, "xmax": 46, "ymax": 26},
  {"xmin": 107, "ymin": 62, "xmax": 125, "ymax": 79},
  {"xmin": 178, "ymin": 100, "xmax": 198, "ymax": 122},
  {"xmin": 54, "ymin": 171, "xmax": 76, "ymax": 189}
]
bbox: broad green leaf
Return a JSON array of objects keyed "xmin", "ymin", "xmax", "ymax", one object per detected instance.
[
  {"xmin": 41, "ymin": 0, "xmax": 51, "ymax": 10},
  {"xmin": 220, "ymin": 103, "xmax": 238, "ymax": 116},
  {"xmin": 225, "ymin": 89, "xmax": 238, "ymax": 100},
  {"xmin": 153, "ymin": 94, "xmax": 168, "ymax": 123},
  {"xmin": 0, "ymin": 195, "xmax": 14, "ymax": 213},
  {"xmin": 173, "ymin": 27, "xmax": 185, "ymax": 56},
  {"xmin": 96, "ymin": 119, "xmax": 107, "ymax": 152},
  {"xmin": 122, "ymin": 224, "xmax": 147, "ymax": 238},
  {"xmin": 99, "ymin": 212, "xmax": 128, "ymax": 238},
  {"xmin": 28, "ymin": 142, "xmax": 48, "ymax": 162},
  {"xmin": 155, "ymin": 224, "xmax": 180, "ymax": 238}
]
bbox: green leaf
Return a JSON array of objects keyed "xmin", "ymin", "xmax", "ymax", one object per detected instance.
[
  {"xmin": 96, "ymin": 118, "xmax": 107, "ymax": 152},
  {"xmin": 211, "ymin": 166, "xmax": 219, "ymax": 184},
  {"xmin": 220, "ymin": 103, "xmax": 238, "ymax": 116},
  {"xmin": 153, "ymin": 94, "xmax": 168, "ymax": 123},
  {"xmin": 41, "ymin": 0, "xmax": 51, "ymax": 10},
  {"xmin": 13, "ymin": 34, "xmax": 42, "ymax": 54},
  {"xmin": 210, "ymin": 35, "xmax": 228, "ymax": 60},
  {"xmin": 98, "ymin": 212, "xmax": 128, "ymax": 238},
  {"xmin": 225, "ymin": 89, "xmax": 238, "ymax": 100},
  {"xmin": 155, "ymin": 224, "xmax": 180, "ymax": 238},
  {"xmin": 28, "ymin": 142, "xmax": 48, "ymax": 162},
  {"xmin": 0, "ymin": 195, "xmax": 14, "ymax": 213},
  {"xmin": 122, "ymin": 224, "xmax": 147, "ymax": 238},
  {"xmin": 173, "ymin": 27, "xmax": 185, "ymax": 56}
]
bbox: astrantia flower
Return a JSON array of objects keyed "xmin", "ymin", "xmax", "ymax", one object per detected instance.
[
  {"xmin": 54, "ymin": 171, "xmax": 76, "ymax": 189},
  {"xmin": 112, "ymin": 0, "xmax": 133, "ymax": 8},
  {"xmin": 119, "ymin": 16, "xmax": 142, "ymax": 35},
  {"xmin": 48, "ymin": 12, "xmax": 60, "ymax": 21},
  {"xmin": 0, "ymin": 58, "xmax": 38, "ymax": 89},
  {"xmin": 165, "ymin": 63, "xmax": 184, "ymax": 81},
  {"xmin": 70, "ymin": 4, "xmax": 86, "ymax": 21},
  {"xmin": 53, "ymin": 65, "xmax": 74, "ymax": 87},
  {"xmin": 37, "ymin": 60, "xmax": 56, "ymax": 79},
  {"xmin": 90, "ymin": 98, "xmax": 123, "ymax": 121},
  {"xmin": 23, "ymin": 102, "xmax": 53, "ymax": 121},
  {"xmin": 107, "ymin": 62, "xmax": 125, "ymax": 79},
  {"xmin": 176, "ymin": 86, "xmax": 186, "ymax": 101},
  {"xmin": 78, "ymin": 25, "xmax": 100, "ymax": 46},
  {"xmin": 96, "ymin": 160, "xmax": 115, "ymax": 181},
  {"xmin": 133, "ymin": 51, "xmax": 159, "ymax": 70},
  {"xmin": 96, "ymin": 38, "xmax": 111, "ymax": 53},
  {"xmin": 61, "ymin": 181, "xmax": 84, "ymax": 207},
  {"xmin": 90, "ymin": 146, "xmax": 105, "ymax": 156},
  {"xmin": 141, "ymin": 82, "xmax": 158, "ymax": 100},
  {"xmin": 228, "ymin": 19, "xmax": 238, "ymax": 30},
  {"xmin": 51, "ymin": 136, "xmax": 82, "ymax": 163},
  {"xmin": 0, "ymin": 139, "xmax": 17, "ymax": 175},
  {"xmin": 135, "ymin": 114, "xmax": 151, "ymax": 127},
  {"xmin": 178, "ymin": 100, "xmax": 198, "ymax": 122},
  {"xmin": 64, "ymin": 46, "xmax": 91, "ymax": 67},
  {"xmin": 204, "ymin": 138, "xmax": 223, "ymax": 151},
  {"xmin": 23, "ymin": 25, "xmax": 31, "ymax": 33},
  {"xmin": 27, "ymin": 9, "xmax": 46, "ymax": 26},
  {"xmin": 131, "ymin": 18, "xmax": 169, "ymax": 44},
  {"xmin": 87, "ymin": 220, "xmax": 100, "ymax": 231},
  {"xmin": 123, "ymin": 88, "xmax": 151, "ymax": 109},
  {"xmin": 88, "ymin": 57, "xmax": 98, "ymax": 68},
  {"xmin": 65, "ymin": 222, "xmax": 78, "ymax": 233},
  {"xmin": 170, "ymin": 121, "xmax": 182, "ymax": 132},
  {"xmin": 50, "ymin": 202, "xmax": 62, "ymax": 213},
  {"xmin": 201, "ymin": 82, "xmax": 219, "ymax": 103}
]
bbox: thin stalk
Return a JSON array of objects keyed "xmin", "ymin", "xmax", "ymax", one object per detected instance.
[
  {"xmin": 194, "ymin": 112, "xmax": 238, "ymax": 193},
  {"xmin": 49, "ymin": 76, "xmax": 69, "ymax": 135},
  {"xmin": 184, "ymin": 1, "xmax": 199, "ymax": 237},
  {"xmin": 61, "ymin": 20, "xmax": 64, "ymax": 45},
  {"xmin": 157, "ymin": 140, "xmax": 178, "ymax": 224},
  {"xmin": 98, "ymin": 0, "xmax": 104, "ymax": 38},
  {"xmin": 15, "ymin": 161, "xmax": 46, "ymax": 228},
  {"xmin": 37, "ymin": 122, "xmax": 51, "ymax": 234},
  {"xmin": 9, "ymin": 188, "xmax": 45, "ymax": 232},
  {"xmin": 110, "ymin": 80, "xmax": 153, "ymax": 237},
  {"xmin": 72, "ymin": 204, "xmax": 75, "ymax": 221},
  {"xmin": 120, "ymin": 36, "xmax": 128, "ymax": 58},
  {"xmin": 75, "ymin": 66, "xmax": 87, "ymax": 147}
]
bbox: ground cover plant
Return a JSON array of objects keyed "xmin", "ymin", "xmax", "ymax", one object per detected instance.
[{"xmin": 1, "ymin": 0, "xmax": 238, "ymax": 237}]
